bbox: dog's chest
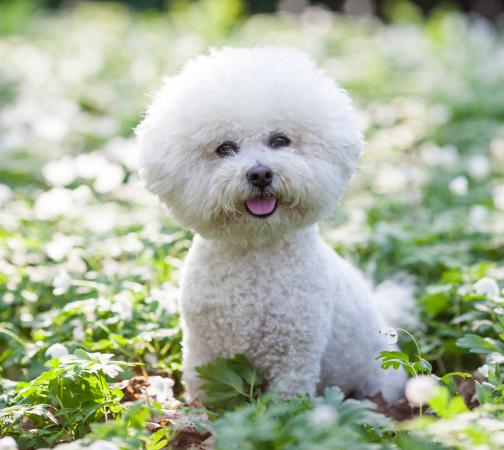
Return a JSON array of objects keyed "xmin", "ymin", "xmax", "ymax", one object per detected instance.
[
  {"xmin": 179, "ymin": 234, "xmax": 332, "ymax": 352},
  {"xmin": 182, "ymin": 245, "xmax": 320, "ymax": 313}
]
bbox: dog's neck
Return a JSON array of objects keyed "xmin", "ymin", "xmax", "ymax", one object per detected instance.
[{"xmin": 196, "ymin": 224, "xmax": 320, "ymax": 253}]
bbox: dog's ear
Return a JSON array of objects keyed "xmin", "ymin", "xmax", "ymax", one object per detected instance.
[
  {"xmin": 319, "ymin": 81, "xmax": 364, "ymax": 183},
  {"xmin": 135, "ymin": 76, "xmax": 182, "ymax": 204}
]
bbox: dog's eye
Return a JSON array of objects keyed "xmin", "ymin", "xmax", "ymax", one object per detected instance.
[
  {"xmin": 269, "ymin": 134, "xmax": 290, "ymax": 149},
  {"xmin": 215, "ymin": 141, "xmax": 238, "ymax": 158}
]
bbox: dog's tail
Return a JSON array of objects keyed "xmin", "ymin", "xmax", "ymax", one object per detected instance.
[{"xmin": 374, "ymin": 276, "xmax": 421, "ymax": 331}]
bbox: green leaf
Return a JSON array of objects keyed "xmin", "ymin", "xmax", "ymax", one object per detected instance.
[
  {"xmin": 415, "ymin": 359, "xmax": 433, "ymax": 374},
  {"xmin": 419, "ymin": 287, "xmax": 451, "ymax": 317},
  {"xmin": 228, "ymin": 353, "xmax": 263, "ymax": 389},
  {"xmin": 197, "ymin": 357, "xmax": 245, "ymax": 393},
  {"xmin": 379, "ymin": 351, "xmax": 410, "ymax": 362},
  {"xmin": 396, "ymin": 432, "xmax": 450, "ymax": 450},
  {"xmin": 148, "ymin": 429, "xmax": 169, "ymax": 450},
  {"xmin": 456, "ymin": 334, "xmax": 498, "ymax": 354},
  {"xmin": 428, "ymin": 386, "xmax": 469, "ymax": 419},
  {"xmin": 440, "ymin": 372, "xmax": 472, "ymax": 384},
  {"xmin": 196, "ymin": 354, "xmax": 263, "ymax": 410}
]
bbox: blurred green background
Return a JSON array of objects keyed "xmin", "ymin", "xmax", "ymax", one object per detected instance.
[
  {"xmin": 1, "ymin": 0, "xmax": 504, "ymax": 448},
  {"xmin": 1, "ymin": 0, "xmax": 504, "ymax": 18}
]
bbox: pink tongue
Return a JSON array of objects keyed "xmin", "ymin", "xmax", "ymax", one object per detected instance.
[{"xmin": 245, "ymin": 196, "xmax": 277, "ymax": 216}]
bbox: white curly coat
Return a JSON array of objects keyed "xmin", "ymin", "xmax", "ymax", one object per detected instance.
[{"xmin": 137, "ymin": 47, "xmax": 407, "ymax": 402}]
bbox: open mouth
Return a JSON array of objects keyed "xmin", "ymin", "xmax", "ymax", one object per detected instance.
[{"xmin": 245, "ymin": 195, "xmax": 278, "ymax": 218}]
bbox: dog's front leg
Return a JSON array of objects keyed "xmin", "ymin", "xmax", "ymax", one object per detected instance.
[
  {"xmin": 257, "ymin": 344, "xmax": 325, "ymax": 399},
  {"xmin": 268, "ymin": 370, "xmax": 319, "ymax": 399},
  {"xmin": 267, "ymin": 362, "xmax": 321, "ymax": 399},
  {"xmin": 249, "ymin": 304, "xmax": 331, "ymax": 399}
]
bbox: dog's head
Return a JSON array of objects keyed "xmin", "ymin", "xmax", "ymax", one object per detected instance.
[{"xmin": 137, "ymin": 47, "xmax": 363, "ymax": 243}]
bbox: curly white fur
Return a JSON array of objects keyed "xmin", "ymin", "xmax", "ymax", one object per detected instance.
[{"xmin": 137, "ymin": 46, "xmax": 407, "ymax": 402}]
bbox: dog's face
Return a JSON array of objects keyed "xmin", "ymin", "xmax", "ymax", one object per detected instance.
[{"xmin": 137, "ymin": 47, "xmax": 363, "ymax": 243}]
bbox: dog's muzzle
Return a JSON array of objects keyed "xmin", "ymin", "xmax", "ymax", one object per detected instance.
[{"xmin": 247, "ymin": 164, "xmax": 273, "ymax": 189}]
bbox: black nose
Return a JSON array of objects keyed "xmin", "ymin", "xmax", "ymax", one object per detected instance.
[{"xmin": 247, "ymin": 164, "xmax": 273, "ymax": 188}]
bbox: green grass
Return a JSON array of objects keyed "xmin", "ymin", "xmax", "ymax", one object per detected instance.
[{"xmin": 0, "ymin": 1, "xmax": 503, "ymax": 449}]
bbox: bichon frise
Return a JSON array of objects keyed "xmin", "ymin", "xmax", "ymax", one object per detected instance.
[{"xmin": 137, "ymin": 47, "xmax": 407, "ymax": 402}]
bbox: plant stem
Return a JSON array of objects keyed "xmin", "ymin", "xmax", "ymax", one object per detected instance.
[
  {"xmin": 397, "ymin": 328, "xmax": 422, "ymax": 362},
  {"xmin": 0, "ymin": 327, "xmax": 29, "ymax": 346}
]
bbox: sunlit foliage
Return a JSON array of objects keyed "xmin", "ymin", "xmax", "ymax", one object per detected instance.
[{"xmin": 0, "ymin": 1, "xmax": 503, "ymax": 448}]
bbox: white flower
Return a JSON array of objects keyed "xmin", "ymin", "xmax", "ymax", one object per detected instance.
[
  {"xmin": 83, "ymin": 205, "xmax": 118, "ymax": 233},
  {"xmin": 449, "ymin": 176, "xmax": 468, "ymax": 196},
  {"xmin": 42, "ymin": 157, "xmax": 77, "ymax": 186},
  {"xmin": 473, "ymin": 277, "xmax": 500, "ymax": 300},
  {"xmin": 494, "ymin": 432, "xmax": 504, "ymax": 446},
  {"xmin": 53, "ymin": 271, "xmax": 71, "ymax": 295},
  {"xmin": 73, "ymin": 326, "xmax": 85, "ymax": 341},
  {"xmin": 45, "ymin": 234, "xmax": 75, "ymax": 261},
  {"xmin": 467, "ymin": 154, "xmax": 490, "ymax": 180},
  {"xmin": 144, "ymin": 352, "xmax": 158, "ymax": 366},
  {"xmin": 310, "ymin": 404, "xmax": 338, "ymax": 426},
  {"xmin": 428, "ymin": 412, "xmax": 475, "ymax": 435},
  {"xmin": 42, "ymin": 440, "xmax": 84, "ymax": 449},
  {"xmin": 0, "ymin": 184, "xmax": 12, "ymax": 205},
  {"xmin": 88, "ymin": 441, "xmax": 120, "ymax": 450},
  {"xmin": 20, "ymin": 310, "xmax": 34, "ymax": 323},
  {"xmin": 122, "ymin": 233, "xmax": 143, "ymax": 253},
  {"xmin": 92, "ymin": 116, "xmax": 119, "ymax": 137},
  {"xmin": 93, "ymin": 163, "xmax": 124, "ymax": 193},
  {"xmin": 477, "ymin": 417, "xmax": 504, "ymax": 433},
  {"xmin": 35, "ymin": 188, "xmax": 75, "ymax": 220},
  {"xmin": 405, "ymin": 375, "xmax": 437, "ymax": 406},
  {"xmin": 71, "ymin": 185, "xmax": 92, "ymax": 205},
  {"xmin": 477, "ymin": 364, "xmax": 491, "ymax": 377},
  {"xmin": 2, "ymin": 292, "xmax": 15, "ymax": 305},
  {"xmin": 490, "ymin": 138, "xmax": 504, "ymax": 161},
  {"xmin": 493, "ymin": 185, "xmax": 504, "ymax": 210},
  {"xmin": 21, "ymin": 290, "xmax": 38, "ymax": 303},
  {"xmin": 420, "ymin": 143, "xmax": 458, "ymax": 167},
  {"xmin": 111, "ymin": 291, "xmax": 133, "ymax": 321},
  {"xmin": 74, "ymin": 153, "xmax": 108, "ymax": 179},
  {"xmin": 174, "ymin": 34, "xmax": 205, "ymax": 59},
  {"xmin": 147, "ymin": 286, "xmax": 179, "ymax": 315},
  {"xmin": 71, "ymin": 319, "xmax": 85, "ymax": 341},
  {"xmin": 66, "ymin": 251, "xmax": 87, "ymax": 274},
  {"xmin": 104, "ymin": 137, "xmax": 139, "ymax": 171},
  {"xmin": 33, "ymin": 115, "xmax": 69, "ymax": 142},
  {"xmin": 488, "ymin": 352, "xmax": 504, "ymax": 365},
  {"xmin": 469, "ymin": 205, "xmax": 488, "ymax": 229},
  {"xmin": 0, "ymin": 436, "xmax": 18, "ymax": 450},
  {"xmin": 373, "ymin": 166, "xmax": 407, "ymax": 193},
  {"xmin": 46, "ymin": 343, "xmax": 69, "ymax": 359},
  {"xmin": 379, "ymin": 327, "xmax": 398, "ymax": 344},
  {"xmin": 147, "ymin": 376, "xmax": 175, "ymax": 403}
]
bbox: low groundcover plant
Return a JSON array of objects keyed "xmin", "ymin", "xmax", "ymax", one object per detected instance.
[{"xmin": 1, "ymin": 0, "xmax": 504, "ymax": 449}]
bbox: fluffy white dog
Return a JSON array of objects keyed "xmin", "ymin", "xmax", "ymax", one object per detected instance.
[{"xmin": 137, "ymin": 47, "xmax": 407, "ymax": 403}]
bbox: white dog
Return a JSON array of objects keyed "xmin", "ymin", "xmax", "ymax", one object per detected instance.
[{"xmin": 137, "ymin": 47, "xmax": 407, "ymax": 403}]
